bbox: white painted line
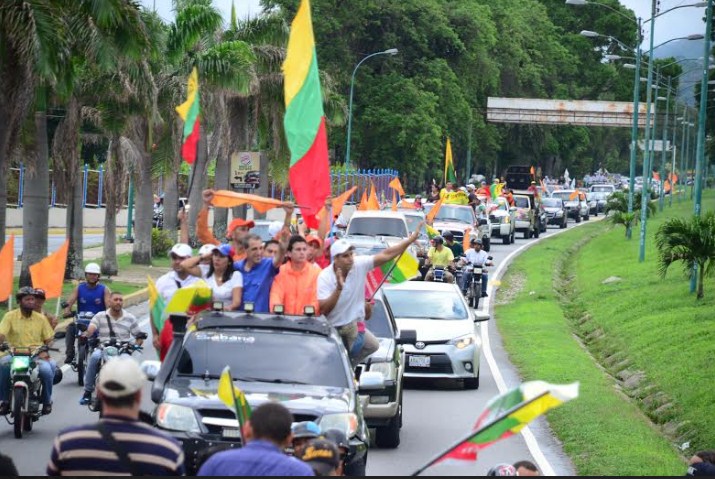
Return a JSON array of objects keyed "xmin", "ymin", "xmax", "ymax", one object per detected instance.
[
  {"xmin": 479, "ymin": 219, "xmax": 598, "ymax": 476},
  {"xmin": 59, "ymin": 318, "xmax": 150, "ymax": 374}
]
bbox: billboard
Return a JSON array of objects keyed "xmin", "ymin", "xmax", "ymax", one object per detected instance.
[
  {"xmin": 486, "ymin": 97, "xmax": 653, "ymax": 128},
  {"xmin": 230, "ymin": 151, "xmax": 261, "ymax": 189}
]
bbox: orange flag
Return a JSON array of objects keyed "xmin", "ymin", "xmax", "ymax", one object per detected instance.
[
  {"xmin": 316, "ymin": 186, "xmax": 358, "ymax": 222},
  {"xmin": 664, "ymin": 180, "xmax": 671, "ymax": 193},
  {"xmin": 530, "ymin": 166, "xmax": 535, "ymax": 177},
  {"xmin": 358, "ymin": 190, "xmax": 368, "ymax": 211},
  {"xmin": 30, "ymin": 239, "xmax": 69, "ymax": 299},
  {"xmin": 391, "ymin": 190, "xmax": 398, "ymax": 211},
  {"xmin": 367, "ymin": 181, "xmax": 380, "ymax": 210},
  {"xmin": 462, "ymin": 227, "xmax": 472, "ymax": 253},
  {"xmin": 211, "ymin": 190, "xmax": 287, "ymax": 214},
  {"xmin": 425, "ymin": 198, "xmax": 444, "ymax": 224},
  {"xmin": 400, "ymin": 200, "xmax": 417, "ymax": 210},
  {"xmin": 0, "ymin": 235, "xmax": 15, "ymax": 302},
  {"xmin": 568, "ymin": 190, "xmax": 578, "ymax": 201},
  {"xmin": 389, "ymin": 177, "xmax": 405, "ymax": 197}
]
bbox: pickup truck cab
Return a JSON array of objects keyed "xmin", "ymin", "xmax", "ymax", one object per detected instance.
[
  {"xmin": 487, "ymin": 197, "xmax": 516, "ymax": 244},
  {"xmin": 550, "ymin": 190, "xmax": 589, "ymax": 222},
  {"xmin": 589, "ymin": 184, "xmax": 616, "ymax": 213},
  {"xmin": 511, "ymin": 191, "xmax": 542, "ymax": 239}
]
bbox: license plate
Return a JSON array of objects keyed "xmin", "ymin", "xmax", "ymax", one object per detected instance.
[
  {"xmin": 409, "ymin": 355, "xmax": 430, "ymax": 368},
  {"xmin": 222, "ymin": 427, "xmax": 242, "ymax": 438}
]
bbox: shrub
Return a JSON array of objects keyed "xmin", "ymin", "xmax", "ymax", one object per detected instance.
[{"xmin": 151, "ymin": 228, "xmax": 173, "ymax": 258}]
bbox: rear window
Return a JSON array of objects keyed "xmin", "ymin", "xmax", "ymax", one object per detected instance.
[
  {"xmin": 347, "ymin": 218, "xmax": 408, "ymax": 238},
  {"xmin": 175, "ymin": 330, "xmax": 349, "ymax": 388},
  {"xmin": 513, "ymin": 196, "xmax": 530, "ymax": 208},
  {"xmin": 591, "ymin": 186, "xmax": 614, "ymax": 193}
]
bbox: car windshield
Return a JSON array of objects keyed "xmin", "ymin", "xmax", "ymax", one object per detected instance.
[
  {"xmin": 542, "ymin": 198, "xmax": 562, "ymax": 208},
  {"xmin": 591, "ymin": 186, "xmax": 613, "ymax": 192},
  {"xmin": 551, "ymin": 192, "xmax": 573, "ymax": 201},
  {"xmin": 383, "ymin": 289, "xmax": 469, "ymax": 320},
  {"xmin": 365, "ymin": 299, "xmax": 393, "ymax": 338},
  {"xmin": 175, "ymin": 330, "xmax": 349, "ymax": 388},
  {"xmin": 347, "ymin": 218, "xmax": 408, "ymax": 238},
  {"xmin": 403, "ymin": 214, "xmax": 427, "ymax": 237},
  {"xmin": 352, "ymin": 245, "xmax": 386, "ymax": 256},
  {"xmin": 435, "ymin": 205, "xmax": 474, "ymax": 224},
  {"xmin": 513, "ymin": 196, "xmax": 529, "ymax": 208}
]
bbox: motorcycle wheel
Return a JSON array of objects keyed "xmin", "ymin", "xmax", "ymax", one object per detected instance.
[
  {"xmin": 13, "ymin": 388, "xmax": 24, "ymax": 439},
  {"xmin": 77, "ymin": 344, "xmax": 86, "ymax": 387},
  {"xmin": 470, "ymin": 281, "xmax": 479, "ymax": 309},
  {"xmin": 483, "ymin": 238, "xmax": 491, "ymax": 252}
]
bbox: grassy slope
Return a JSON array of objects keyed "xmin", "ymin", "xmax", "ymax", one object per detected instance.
[{"xmin": 495, "ymin": 191, "xmax": 715, "ymax": 476}]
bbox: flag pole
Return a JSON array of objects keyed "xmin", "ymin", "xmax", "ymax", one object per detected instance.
[
  {"xmin": 366, "ymin": 252, "xmax": 403, "ymax": 302},
  {"xmin": 226, "ymin": 366, "xmax": 247, "ymax": 444},
  {"xmin": 410, "ymin": 392, "xmax": 549, "ymax": 476}
]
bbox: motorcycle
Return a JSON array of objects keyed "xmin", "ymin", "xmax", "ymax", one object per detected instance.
[
  {"xmin": 462, "ymin": 256, "xmax": 494, "ymax": 309},
  {"xmin": 61, "ymin": 302, "xmax": 96, "ymax": 387},
  {"xmin": 84, "ymin": 334, "xmax": 147, "ymax": 415},
  {"xmin": 0, "ymin": 344, "xmax": 62, "ymax": 439}
]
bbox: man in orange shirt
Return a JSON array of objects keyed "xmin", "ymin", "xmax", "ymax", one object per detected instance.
[
  {"xmin": 197, "ymin": 189, "xmax": 291, "ymax": 262},
  {"xmin": 269, "ymin": 235, "xmax": 322, "ymax": 315}
]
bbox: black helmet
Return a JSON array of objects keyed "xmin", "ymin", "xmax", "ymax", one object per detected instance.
[
  {"xmin": 16, "ymin": 286, "xmax": 36, "ymax": 302},
  {"xmin": 53, "ymin": 367, "xmax": 63, "ymax": 385},
  {"xmin": 433, "ymin": 235, "xmax": 444, "ymax": 245},
  {"xmin": 487, "ymin": 464, "xmax": 517, "ymax": 476},
  {"xmin": 442, "ymin": 231, "xmax": 454, "ymax": 240}
]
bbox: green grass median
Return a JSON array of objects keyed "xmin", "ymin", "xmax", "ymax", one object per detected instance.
[{"xmin": 495, "ymin": 191, "xmax": 715, "ymax": 476}]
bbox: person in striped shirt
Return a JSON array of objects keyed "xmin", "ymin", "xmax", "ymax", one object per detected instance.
[
  {"xmin": 78, "ymin": 292, "xmax": 144, "ymax": 406},
  {"xmin": 47, "ymin": 357, "xmax": 184, "ymax": 476}
]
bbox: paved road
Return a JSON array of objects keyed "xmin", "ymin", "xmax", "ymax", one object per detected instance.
[
  {"xmin": 7, "ymin": 234, "xmax": 105, "ymax": 257},
  {"xmin": 5, "ymin": 216, "xmax": 598, "ymax": 476}
]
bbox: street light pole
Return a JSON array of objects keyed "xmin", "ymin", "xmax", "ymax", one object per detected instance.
[
  {"xmin": 670, "ymin": 108, "xmax": 681, "ymax": 208},
  {"xmin": 638, "ymin": 0, "xmax": 658, "ymax": 263},
  {"xmin": 659, "ymin": 77, "xmax": 671, "ymax": 212},
  {"xmin": 345, "ymin": 48, "xmax": 398, "ymax": 170},
  {"xmin": 690, "ymin": 0, "xmax": 713, "ymax": 293},
  {"xmin": 627, "ymin": 17, "xmax": 643, "ymax": 239}
]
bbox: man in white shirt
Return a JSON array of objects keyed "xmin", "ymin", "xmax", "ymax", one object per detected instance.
[
  {"xmin": 317, "ymin": 227, "xmax": 421, "ymax": 363},
  {"xmin": 153, "ymin": 243, "xmax": 200, "ymax": 359},
  {"xmin": 464, "ymin": 238, "xmax": 493, "ymax": 298}
]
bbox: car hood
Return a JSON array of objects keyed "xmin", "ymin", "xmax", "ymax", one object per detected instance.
[
  {"xmin": 433, "ymin": 220, "xmax": 470, "ymax": 231},
  {"xmin": 489, "ymin": 209, "xmax": 508, "ymax": 217},
  {"xmin": 544, "ymin": 207, "xmax": 563, "ymax": 213},
  {"xmin": 364, "ymin": 337, "xmax": 393, "ymax": 363},
  {"xmin": 162, "ymin": 378, "xmax": 353, "ymax": 414},
  {"xmin": 394, "ymin": 317, "xmax": 473, "ymax": 342},
  {"xmin": 563, "ymin": 200, "xmax": 580, "ymax": 207}
]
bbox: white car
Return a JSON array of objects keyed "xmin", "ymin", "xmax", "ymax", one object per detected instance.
[
  {"xmin": 487, "ymin": 197, "xmax": 516, "ymax": 244},
  {"xmin": 381, "ymin": 281, "xmax": 490, "ymax": 390}
]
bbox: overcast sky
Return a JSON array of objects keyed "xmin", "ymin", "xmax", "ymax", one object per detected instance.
[{"xmin": 142, "ymin": 0, "xmax": 707, "ymax": 50}]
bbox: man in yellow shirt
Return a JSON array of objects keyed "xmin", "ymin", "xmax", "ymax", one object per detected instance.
[
  {"xmin": 425, "ymin": 236, "xmax": 455, "ymax": 283},
  {"xmin": 0, "ymin": 287, "xmax": 56, "ymax": 415}
]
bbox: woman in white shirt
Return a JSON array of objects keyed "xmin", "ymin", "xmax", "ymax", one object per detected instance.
[{"xmin": 180, "ymin": 243, "xmax": 243, "ymax": 310}]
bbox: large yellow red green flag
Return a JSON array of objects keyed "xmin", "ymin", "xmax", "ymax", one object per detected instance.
[
  {"xmin": 283, "ymin": 0, "xmax": 331, "ymax": 230},
  {"xmin": 176, "ymin": 67, "xmax": 200, "ymax": 164}
]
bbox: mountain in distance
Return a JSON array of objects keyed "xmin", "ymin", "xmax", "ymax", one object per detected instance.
[{"xmin": 653, "ymin": 39, "xmax": 708, "ymax": 107}]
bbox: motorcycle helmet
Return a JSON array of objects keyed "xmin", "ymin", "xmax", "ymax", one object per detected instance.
[
  {"xmin": 442, "ymin": 231, "xmax": 454, "ymax": 241},
  {"xmin": 487, "ymin": 464, "xmax": 517, "ymax": 476},
  {"xmin": 53, "ymin": 367, "xmax": 63, "ymax": 385},
  {"xmin": 432, "ymin": 235, "xmax": 444, "ymax": 246},
  {"xmin": 33, "ymin": 288, "xmax": 47, "ymax": 300},
  {"xmin": 16, "ymin": 286, "xmax": 36, "ymax": 302},
  {"xmin": 84, "ymin": 262, "xmax": 101, "ymax": 275}
]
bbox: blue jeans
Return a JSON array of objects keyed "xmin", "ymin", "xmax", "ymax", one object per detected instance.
[
  {"xmin": 83, "ymin": 349, "xmax": 103, "ymax": 394},
  {"xmin": 0, "ymin": 355, "xmax": 56, "ymax": 405},
  {"xmin": 462, "ymin": 271, "xmax": 488, "ymax": 296}
]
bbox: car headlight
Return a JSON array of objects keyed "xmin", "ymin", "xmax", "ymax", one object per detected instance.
[
  {"xmin": 317, "ymin": 413, "xmax": 358, "ymax": 438},
  {"xmin": 448, "ymin": 334, "xmax": 477, "ymax": 350},
  {"xmin": 501, "ymin": 216, "xmax": 510, "ymax": 224},
  {"xmin": 369, "ymin": 361, "xmax": 396, "ymax": 380},
  {"xmin": 156, "ymin": 403, "xmax": 201, "ymax": 433},
  {"xmin": 555, "ymin": 211, "xmax": 563, "ymax": 217}
]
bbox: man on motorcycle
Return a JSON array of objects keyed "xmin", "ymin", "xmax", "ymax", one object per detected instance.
[
  {"xmin": 464, "ymin": 238, "xmax": 494, "ymax": 298},
  {"xmin": 442, "ymin": 231, "xmax": 463, "ymax": 258},
  {"xmin": 0, "ymin": 287, "xmax": 57, "ymax": 415},
  {"xmin": 63, "ymin": 262, "xmax": 112, "ymax": 364},
  {"xmin": 424, "ymin": 236, "xmax": 455, "ymax": 283},
  {"xmin": 79, "ymin": 292, "xmax": 144, "ymax": 405}
]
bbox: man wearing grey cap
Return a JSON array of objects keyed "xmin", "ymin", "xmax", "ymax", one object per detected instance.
[
  {"xmin": 317, "ymin": 224, "xmax": 422, "ymax": 363},
  {"xmin": 47, "ymin": 357, "xmax": 185, "ymax": 476}
]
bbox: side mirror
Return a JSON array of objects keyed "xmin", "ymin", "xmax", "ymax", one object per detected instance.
[
  {"xmin": 478, "ymin": 218, "xmax": 488, "ymax": 226},
  {"xmin": 473, "ymin": 310, "xmax": 490, "ymax": 323},
  {"xmin": 358, "ymin": 371, "xmax": 386, "ymax": 391},
  {"xmin": 396, "ymin": 329, "xmax": 417, "ymax": 345},
  {"xmin": 140, "ymin": 360, "xmax": 162, "ymax": 381}
]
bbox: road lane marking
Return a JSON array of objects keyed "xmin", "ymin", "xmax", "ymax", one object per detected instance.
[{"xmin": 480, "ymin": 219, "xmax": 599, "ymax": 476}]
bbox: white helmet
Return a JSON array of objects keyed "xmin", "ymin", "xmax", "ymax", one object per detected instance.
[{"xmin": 85, "ymin": 262, "xmax": 101, "ymax": 275}]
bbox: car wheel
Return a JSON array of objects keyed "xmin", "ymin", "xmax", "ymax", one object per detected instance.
[
  {"xmin": 523, "ymin": 229, "xmax": 530, "ymax": 239},
  {"xmin": 576, "ymin": 215, "xmax": 581, "ymax": 223},
  {"xmin": 464, "ymin": 372, "xmax": 480, "ymax": 390},
  {"xmin": 584, "ymin": 212, "xmax": 590, "ymax": 221},
  {"xmin": 502, "ymin": 234, "xmax": 510, "ymax": 245},
  {"xmin": 534, "ymin": 226, "xmax": 540, "ymax": 238},
  {"xmin": 560, "ymin": 220, "xmax": 567, "ymax": 229},
  {"xmin": 510, "ymin": 231, "xmax": 516, "ymax": 243},
  {"xmin": 375, "ymin": 409, "xmax": 401, "ymax": 448}
]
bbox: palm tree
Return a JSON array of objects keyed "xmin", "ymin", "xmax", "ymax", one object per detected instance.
[
  {"xmin": 605, "ymin": 191, "xmax": 656, "ymax": 236},
  {"xmin": 655, "ymin": 211, "xmax": 715, "ymax": 300}
]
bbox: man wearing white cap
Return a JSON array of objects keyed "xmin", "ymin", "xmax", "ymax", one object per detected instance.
[
  {"xmin": 47, "ymin": 357, "xmax": 185, "ymax": 476},
  {"xmin": 317, "ymin": 224, "xmax": 422, "ymax": 363},
  {"xmin": 152, "ymin": 243, "xmax": 200, "ymax": 359}
]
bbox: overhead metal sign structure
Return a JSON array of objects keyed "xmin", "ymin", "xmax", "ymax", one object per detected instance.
[{"xmin": 486, "ymin": 97, "xmax": 653, "ymax": 128}]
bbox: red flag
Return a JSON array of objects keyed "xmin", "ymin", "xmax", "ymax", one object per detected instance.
[
  {"xmin": 30, "ymin": 239, "xmax": 69, "ymax": 299},
  {"xmin": 0, "ymin": 236, "xmax": 14, "ymax": 302}
]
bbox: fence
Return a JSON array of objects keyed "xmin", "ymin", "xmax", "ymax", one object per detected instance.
[{"xmin": 7, "ymin": 165, "xmax": 399, "ymax": 208}]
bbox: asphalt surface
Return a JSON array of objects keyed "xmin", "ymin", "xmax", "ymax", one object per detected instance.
[
  {"xmin": 5, "ymin": 216, "xmax": 598, "ymax": 476},
  {"xmin": 7, "ymin": 234, "xmax": 105, "ymax": 257}
]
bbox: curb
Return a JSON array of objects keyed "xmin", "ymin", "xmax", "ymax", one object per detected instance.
[{"xmin": 123, "ymin": 287, "xmax": 149, "ymax": 307}]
